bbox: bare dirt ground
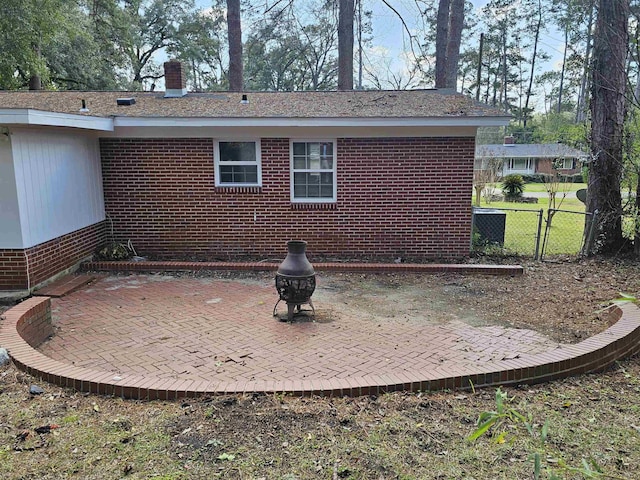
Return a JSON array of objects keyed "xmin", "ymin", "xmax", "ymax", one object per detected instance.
[
  {"xmin": 316, "ymin": 257, "xmax": 639, "ymax": 343},
  {"xmin": 1, "ymin": 258, "xmax": 640, "ymax": 479}
]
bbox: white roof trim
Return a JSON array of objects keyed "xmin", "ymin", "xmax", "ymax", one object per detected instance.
[
  {"xmin": 0, "ymin": 109, "xmax": 114, "ymax": 131},
  {"xmin": 113, "ymin": 116, "xmax": 511, "ymax": 128},
  {"xmin": 0, "ymin": 109, "xmax": 510, "ymax": 132}
]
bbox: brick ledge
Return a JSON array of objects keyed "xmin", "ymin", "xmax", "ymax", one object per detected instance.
[
  {"xmin": 82, "ymin": 261, "xmax": 524, "ymax": 276},
  {"xmin": 1, "ymin": 298, "xmax": 640, "ymax": 399}
]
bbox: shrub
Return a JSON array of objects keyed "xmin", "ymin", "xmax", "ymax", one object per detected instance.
[
  {"xmin": 96, "ymin": 242, "xmax": 132, "ymax": 260},
  {"xmin": 581, "ymin": 165, "xmax": 589, "ymax": 184},
  {"xmin": 501, "ymin": 174, "xmax": 525, "ymax": 200},
  {"xmin": 521, "ymin": 174, "xmax": 545, "ymax": 183}
]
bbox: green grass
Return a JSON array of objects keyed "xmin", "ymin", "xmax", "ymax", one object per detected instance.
[
  {"xmin": 471, "ymin": 182, "xmax": 587, "ymax": 199},
  {"xmin": 473, "ymin": 197, "xmax": 589, "ymax": 256},
  {"xmin": 522, "ymin": 182, "xmax": 587, "ymax": 193}
]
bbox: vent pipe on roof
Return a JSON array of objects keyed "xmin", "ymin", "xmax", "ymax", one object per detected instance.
[
  {"xmin": 79, "ymin": 99, "xmax": 89, "ymax": 113},
  {"xmin": 241, "ymin": 94, "xmax": 249, "ymax": 104},
  {"xmin": 164, "ymin": 59, "xmax": 188, "ymax": 98}
]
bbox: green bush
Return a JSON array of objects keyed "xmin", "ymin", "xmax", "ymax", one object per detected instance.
[
  {"xmin": 501, "ymin": 174, "xmax": 525, "ymax": 200},
  {"xmin": 581, "ymin": 165, "xmax": 589, "ymax": 184},
  {"xmin": 521, "ymin": 174, "xmax": 545, "ymax": 183}
]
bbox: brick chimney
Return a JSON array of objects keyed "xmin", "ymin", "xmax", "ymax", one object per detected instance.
[
  {"xmin": 164, "ymin": 60, "xmax": 187, "ymax": 98},
  {"xmin": 503, "ymin": 135, "xmax": 515, "ymax": 146}
]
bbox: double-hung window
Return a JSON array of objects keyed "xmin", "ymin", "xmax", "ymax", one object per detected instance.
[
  {"xmin": 557, "ymin": 158, "xmax": 574, "ymax": 170},
  {"xmin": 214, "ymin": 140, "xmax": 261, "ymax": 187},
  {"xmin": 291, "ymin": 141, "xmax": 336, "ymax": 203},
  {"xmin": 507, "ymin": 158, "xmax": 532, "ymax": 170}
]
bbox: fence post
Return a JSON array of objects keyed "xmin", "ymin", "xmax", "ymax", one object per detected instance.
[
  {"xmin": 582, "ymin": 209, "xmax": 599, "ymax": 257},
  {"xmin": 534, "ymin": 209, "xmax": 543, "ymax": 260},
  {"xmin": 470, "ymin": 208, "xmax": 476, "ymax": 252},
  {"xmin": 540, "ymin": 209, "xmax": 555, "ymax": 261}
]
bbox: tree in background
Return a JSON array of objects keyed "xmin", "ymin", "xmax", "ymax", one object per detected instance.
[
  {"xmin": 586, "ymin": 0, "xmax": 629, "ymax": 254},
  {"xmin": 244, "ymin": 2, "xmax": 338, "ymax": 91},
  {"xmin": 0, "ymin": 0, "xmax": 68, "ymax": 89},
  {"xmin": 169, "ymin": 8, "xmax": 226, "ymax": 91},
  {"xmin": 118, "ymin": 0, "xmax": 195, "ymax": 89}
]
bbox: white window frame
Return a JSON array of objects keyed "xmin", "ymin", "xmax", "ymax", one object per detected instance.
[
  {"xmin": 558, "ymin": 158, "xmax": 574, "ymax": 170},
  {"xmin": 214, "ymin": 139, "xmax": 262, "ymax": 187},
  {"xmin": 290, "ymin": 139, "xmax": 337, "ymax": 203},
  {"xmin": 507, "ymin": 158, "xmax": 532, "ymax": 170}
]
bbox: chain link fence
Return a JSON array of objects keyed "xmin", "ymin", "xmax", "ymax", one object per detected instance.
[
  {"xmin": 540, "ymin": 209, "xmax": 597, "ymax": 259},
  {"xmin": 471, "ymin": 207, "xmax": 596, "ymax": 260}
]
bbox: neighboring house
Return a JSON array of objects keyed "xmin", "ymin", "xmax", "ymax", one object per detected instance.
[
  {"xmin": 0, "ymin": 60, "xmax": 509, "ymax": 290},
  {"xmin": 475, "ymin": 136, "xmax": 588, "ymax": 177}
]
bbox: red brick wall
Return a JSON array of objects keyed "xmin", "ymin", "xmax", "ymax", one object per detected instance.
[
  {"xmin": 0, "ymin": 250, "xmax": 28, "ymax": 290},
  {"xmin": 0, "ymin": 222, "xmax": 107, "ymax": 290},
  {"xmin": 536, "ymin": 158, "xmax": 580, "ymax": 175},
  {"xmin": 100, "ymin": 137, "xmax": 475, "ymax": 261},
  {"xmin": 164, "ymin": 60, "xmax": 186, "ymax": 90}
]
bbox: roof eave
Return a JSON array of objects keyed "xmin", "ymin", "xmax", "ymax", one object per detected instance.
[
  {"xmin": 0, "ymin": 109, "xmax": 114, "ymax": 131},
  {"xmin": 113, "ymin": 116, "xmax": 512, "ymax": 128}
]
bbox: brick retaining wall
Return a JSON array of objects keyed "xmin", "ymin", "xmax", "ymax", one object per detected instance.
[{"xmin": 2, "ymin": 296, "xmax": 639, "ymax": 399}]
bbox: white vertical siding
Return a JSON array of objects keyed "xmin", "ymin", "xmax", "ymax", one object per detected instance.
[
  {"xmin": 11, "ymin": 128, "xmax": 105, "ymax": 248},
  {"xmin": 0, "ymin": 135, "xmax": 23, "ymax": 247}
]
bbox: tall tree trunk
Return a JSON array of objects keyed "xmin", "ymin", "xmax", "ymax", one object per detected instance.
[
  {"xmin": 523, "ymin": 0, "xmax": 542, "ymax": 128},
  {"xmin": 356, "ymin": 0, "xmax": 363, "ymax": 89},
  {"xmin": 227, "ymin": 0, "xmax": 243, "ymax": 91},
  {"xmin": 586, "ymin": 0, "xmax": 629, "ymax": 254},
  {"xmin": 444, "ymin": 0, "xmax": 464, "ymax": 89},
  {"xmin": 501, "ymin": 28, "xmax": 508, "ymax": 113},
  {"xmin": 557, "ymin": 24, "xmax": 568, "ymax": 114},
  {"xmin": 338, "ymin": 0, "xmax": 354, "ymax": 90},
  {"xmin": 576, "ymin": 0, "xmax": 595, "ymax": 123},
  {"xmin": 435, "ymin": 0, "xmax": 450, "ymax": 88},
  {"xmin": 476, "ymin": 32, "xmax": 484, "ymax": 101}
]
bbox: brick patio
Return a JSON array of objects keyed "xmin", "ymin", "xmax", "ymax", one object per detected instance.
[{"xmin": 2, "ymin": 270, "xmax": 640, "ymax": 399}]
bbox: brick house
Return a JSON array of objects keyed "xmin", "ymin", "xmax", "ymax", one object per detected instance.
[
  {"xmin": 476, "ymin": 136, "xmax": 588, "ymax": 177},
  {"xmin": 0, "ymin": 61, "xmax": 508, "ymax": 291}
]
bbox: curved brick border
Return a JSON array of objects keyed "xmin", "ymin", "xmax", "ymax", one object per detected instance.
[
  {"xmin": 1, "ymin": 296, "xmax": 640, "ymax": 399},
  {"xmin": 82, "ymin": 261, "xmax": 524, "ymax": 276}
]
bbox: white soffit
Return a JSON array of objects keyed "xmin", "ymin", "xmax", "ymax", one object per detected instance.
[{"xmin": 0, "ymin": 109, "xmax": 114, "ymax": 131}]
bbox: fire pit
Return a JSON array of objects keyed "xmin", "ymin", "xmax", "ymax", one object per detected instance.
[{"xmin": 273, "ymin": 240, "xmax": 316, "ymax": 321}]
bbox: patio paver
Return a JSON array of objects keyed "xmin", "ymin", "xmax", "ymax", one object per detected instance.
[
  {"xmin": 3, "ymin": 271, "xmax": 640, "ymax": 398},
  {"xmin": 41, "ymin": 274, "xmax": 556, "ymax": 384}
]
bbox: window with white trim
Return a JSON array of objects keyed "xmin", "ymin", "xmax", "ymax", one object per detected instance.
[
  {"xmin": 507, "ymin": 158, "xmax": 532, "ymax": 170},
  {"xmin": 558, "ymin": 158, "xmax": 574, "ymax": 170},
  {"xmin": 214, "ymin": 140, "xmax": 261, "ymax": 186},
  {"xmin": 291, "ymin": 141, "xmax": 337, "ymax": 202}
]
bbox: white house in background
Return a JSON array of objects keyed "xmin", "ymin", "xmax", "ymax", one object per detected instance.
[{"xmin": 475, "ymin": 136, "xmax": 588, "ymax": 177}]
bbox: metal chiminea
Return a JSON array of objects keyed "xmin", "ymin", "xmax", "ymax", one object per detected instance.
[{"xmin": 273, "ymin": 240, "xmax": 316, "ymax": 321}]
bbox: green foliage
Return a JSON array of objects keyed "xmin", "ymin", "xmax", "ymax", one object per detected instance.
[
  {"xmin": 467, "ymin": 389, "xmax": 529, "ymax": 442},
  {"xmin": 0, "ymin": 0, "xmax": 69, "ymax": 88},
  {"xmin": 469, "ymin": 388, "xmax": 614, "ymax": 479},
  {"xmin": 168, "ymin": 9, "xmax": 226, "ymax": 91},
  {"xmin": 502, "ymin": 174, "xmax": 525, "ymax": 200},
  {"xmin": 609, "ymin": 292, "xmax": 638, "ymax": 307}
]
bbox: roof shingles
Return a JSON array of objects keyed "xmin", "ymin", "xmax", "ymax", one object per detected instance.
[{"xmin": 0, "ymin": 89, "xmax": 508, "ymax": 119}]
